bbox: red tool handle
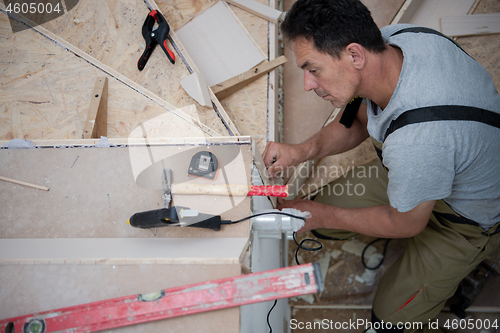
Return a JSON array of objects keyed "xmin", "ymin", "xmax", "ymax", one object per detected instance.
[{"xmin": 248, "ymin": 185, "xmax": 289, "ymax": 198}]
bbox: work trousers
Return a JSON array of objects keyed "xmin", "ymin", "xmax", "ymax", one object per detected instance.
[{"xmin": 313, "ymin": 158, "xmax": 500, "ymax": 333}]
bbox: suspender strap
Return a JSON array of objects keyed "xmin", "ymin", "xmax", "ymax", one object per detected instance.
[
  {"xmin": 384, "ymin": 105, "xmax": 500, "ymax": 141},
  {"xmin": 339, "ymin": 97, "xmax": 363, "ymax": 128},
  {"xmin": 390, "ymin": 27, "xmax": 471, "ymax": 58}
]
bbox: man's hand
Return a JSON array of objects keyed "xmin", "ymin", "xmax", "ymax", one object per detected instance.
[
  {"xmin": 262, "ymin": 141, "xmax": 307, "ymax": 179},
  {"xmin": 277, "ymin": 198, "xmax": 327, "ymax": 234}
]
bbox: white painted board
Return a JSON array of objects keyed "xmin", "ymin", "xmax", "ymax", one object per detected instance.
[{"xmin": 175, "ymin": 1, "xmax": 267, "ymax": 86}]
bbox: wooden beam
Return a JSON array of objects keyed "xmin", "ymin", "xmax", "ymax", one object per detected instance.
[
  {"xmin": 211, "ymin": 56, "xmax": 287, "ymax": 100},
  {"xmin": 0, "ymin": 135, "xmax": 252, "ymax": 148},
  {"xmin": 441, "ymin": 13, "xmax": 500, "ymax": 37},
  {"xmin": 83, "ymin": 77, "xmax": 108, "ymax": 139},
  {"xmin": 225, "ymin": 0, "xmax": 283, "ymax": 23}
]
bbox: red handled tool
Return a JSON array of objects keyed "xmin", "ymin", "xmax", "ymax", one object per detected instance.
[{"xmin": 138, "ymin": 10, "xmax": 175, "ymax": 70}]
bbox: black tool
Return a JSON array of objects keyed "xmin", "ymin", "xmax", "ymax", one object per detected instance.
[
  {"xmin": 127, "ymin": 206, "xmax": 224, "ymax": 231},
  {"xmin": 188, "ymin": 151, "xmax": 219, "ymax": 180},
  {"xmin": 138, "ymin": 10, "xmax": 175, "ymax": 71}
]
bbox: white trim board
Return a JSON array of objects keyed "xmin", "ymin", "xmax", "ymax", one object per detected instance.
[
  {"xmin": 0, "ymin": 238, "xmax": 249, "ymax": 265},
  {"xmin": 391, "ymin": 0, "xmax": 476, "ymax": 31},
  {"xmin": 441, "ymin": 13, "xmax": 500, "ymax": 37},
  {"xmin": 175, "ymin": 1, "xmax": 267, "ymax": 87},
  {"xmin": 226, "ymin": 0, "xmax": 282, "ymax": 23}
]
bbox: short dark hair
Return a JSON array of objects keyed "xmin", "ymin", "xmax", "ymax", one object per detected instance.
[{"xmin": 281, "ymin": 0, "xmax": 386, "ymax": 58}]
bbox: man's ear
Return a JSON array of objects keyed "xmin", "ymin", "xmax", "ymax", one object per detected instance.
[{"xmin": 346, "ymin": 43, "xmax": 365, "ymax": 69}]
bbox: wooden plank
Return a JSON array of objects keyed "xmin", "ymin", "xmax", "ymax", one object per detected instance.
[
  {"xmin": 211, "ymin": 55, "xmax": 287, "ymax": 100},
  {"xmin": 0, "ymin": 135, "xmax": 252, "ymax": 147},
  {"xmin": 391, "ymin": 0, "xmax": 475, "ymax": 30},
  {"xmin": 83, "ymin": 77, "xmax": 108, "ymax": 139},
  {"xmin": 175, "ymin": 1, "xmax": 267, "ymax": 87},
  {"xmin": 441, "ymin": 13, "xmax": 500, "ymax": 37},
  {"xmin": 226, "ymin": 0, "xmax": 283, "ymax": 23},
  {"xmin": 391, "ymin": 0, "xmax": 423, "ymax": 25},
  {"xmin": 0, "ymin": 238, "xmax": 249, "ymax": 265}
]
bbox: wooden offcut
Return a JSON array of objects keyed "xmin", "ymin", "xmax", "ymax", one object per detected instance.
[
  {"xmin": 211, "ymin": 56, "xmax": 287, "ymax": 100},
  {"xmin": 441, "ymin": 13, "xmax": 500, "ymax": 37},
  {"xmin": 0, "ymin": 175, "xmax": 49, "ymax": 191},
  {"xmin": 83, "ymin": 77, "xmax": 108, "ymax": 139},
  {"xmin": 391, "ymin": 0, "xmax": 476, "ymax": 30},
  {"xmin": 226, "ymin": 0, "xmax": 283, "ymax": 23}
]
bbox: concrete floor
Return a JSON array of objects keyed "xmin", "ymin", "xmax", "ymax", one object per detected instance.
[{"xmin": 281, "ymin": 0, "xmax": 500, "ymax": 331}]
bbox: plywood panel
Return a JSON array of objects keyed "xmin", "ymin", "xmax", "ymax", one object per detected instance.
[
  {"xmin": 0, "ymin": 13, "xmax": 222, "ymax": 140},
  {"xmin": 0, "ymin": 143, "xmax": 252, "ymax": 239},
  {"xmin": 34, "ymin": 0, "xmax": 230, "ymax": 136}
]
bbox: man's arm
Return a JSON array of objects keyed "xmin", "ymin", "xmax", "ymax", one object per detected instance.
[
  {"xmin": 263, "ymin": 103, "xmax": 370, "ymax": 178},
  {"xmin": 280, "ymin": 198, "xmax": 435, "ymax": 238}
]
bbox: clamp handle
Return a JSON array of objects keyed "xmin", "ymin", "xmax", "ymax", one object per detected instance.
[{"xmin": 138, "ymin": 10, "xmax": 175, "ymax": 71}]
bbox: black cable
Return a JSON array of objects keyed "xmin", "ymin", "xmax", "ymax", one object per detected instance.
[
  {"xmin": 222, "ymin": 211, "xmax": 307, "ymax": 225},
  {"xmin": 267, "ymin": 299, "xmax": 278, "ymax": 333},
  {"xmin": 225, "ymin": 211, "xmax": 308, "ymax": 332},
  {"xmin": 361, "ymin": 238, "xmax": 391, "ymax": 270},
  {"xmin": 292, "ymin": 231, "xmax": 323, "ymax": 265}
]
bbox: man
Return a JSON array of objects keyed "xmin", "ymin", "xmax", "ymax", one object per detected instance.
[{"xmin": 262, "ymin": 0, "xmax": 500, "ymax": 331}]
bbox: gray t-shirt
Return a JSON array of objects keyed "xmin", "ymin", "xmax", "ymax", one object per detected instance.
[{"xmin": 367, "ymin": 24, "xmax": 500, "ymax": 229}]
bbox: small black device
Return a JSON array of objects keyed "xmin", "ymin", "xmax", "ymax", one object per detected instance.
[{"xmin": 188, "ymin": 151, "xmax": 219, "ymax": 179}]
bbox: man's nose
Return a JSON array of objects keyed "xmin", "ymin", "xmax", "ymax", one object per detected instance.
[{"xmin": 303, "ymin": 71, "xmax": 318, "ymax": 91}]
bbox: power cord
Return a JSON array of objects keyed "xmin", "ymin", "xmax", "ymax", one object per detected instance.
[
  {"xmin": 292, "ymin": 231, "xmax": 323, "ymax": 265},
  {"xmin": 224, "ymin": 211, "xmax": 310, "ymax": 333},
  {"xmin": 221, "ymin": 211, "xmax": 308, "ymax": 225}
]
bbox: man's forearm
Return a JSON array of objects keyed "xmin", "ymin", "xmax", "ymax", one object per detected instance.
[{"xmin": 287, "ymin": 199, "xmax": 434, "ymax": 239}]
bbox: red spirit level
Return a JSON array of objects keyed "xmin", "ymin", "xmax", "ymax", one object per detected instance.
[{"xmin": 1, "ymin": 263, "xmax": 323, "ymax": 333}]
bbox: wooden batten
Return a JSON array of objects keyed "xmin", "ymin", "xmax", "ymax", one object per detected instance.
[
  {"xmin": 441, "ymin": 13, "xmax": 500, "ymax": 37},
  {"xmin": 226, "ymin": 0, "xmax": 283, "ymax": 23},
  {"xmin": 391, "ymin": 0, "xmax": 476, "ymax": 30},
  {"xmin": 211, "ymin": 56, "xmax": 287, "ymax": 100},
  {"xmin": 83, "ymin": 77, "xmax": 108, "ymax": 139}
]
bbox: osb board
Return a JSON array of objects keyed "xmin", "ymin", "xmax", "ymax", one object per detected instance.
[
  {"xmin": 0, "ymin": 13, "xmax": 222, "ymax": 141},
  {"xmin": 0, "ymin": 263, "xmax": 241, "ymax": 332},
  {"xmin": 35, "ymin": 0, "xmax": 230, "ymax": 136},
  {"xmin": 0, "ymin": 144, "xmax": 252, "ymax": 239},
  {"xmin": 457, "ymin": 0, "xmax": 500, "ymax": 90},
  {"xmin": 157, "ymin": 0, "xmax": 271, "ymax": 152}
]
